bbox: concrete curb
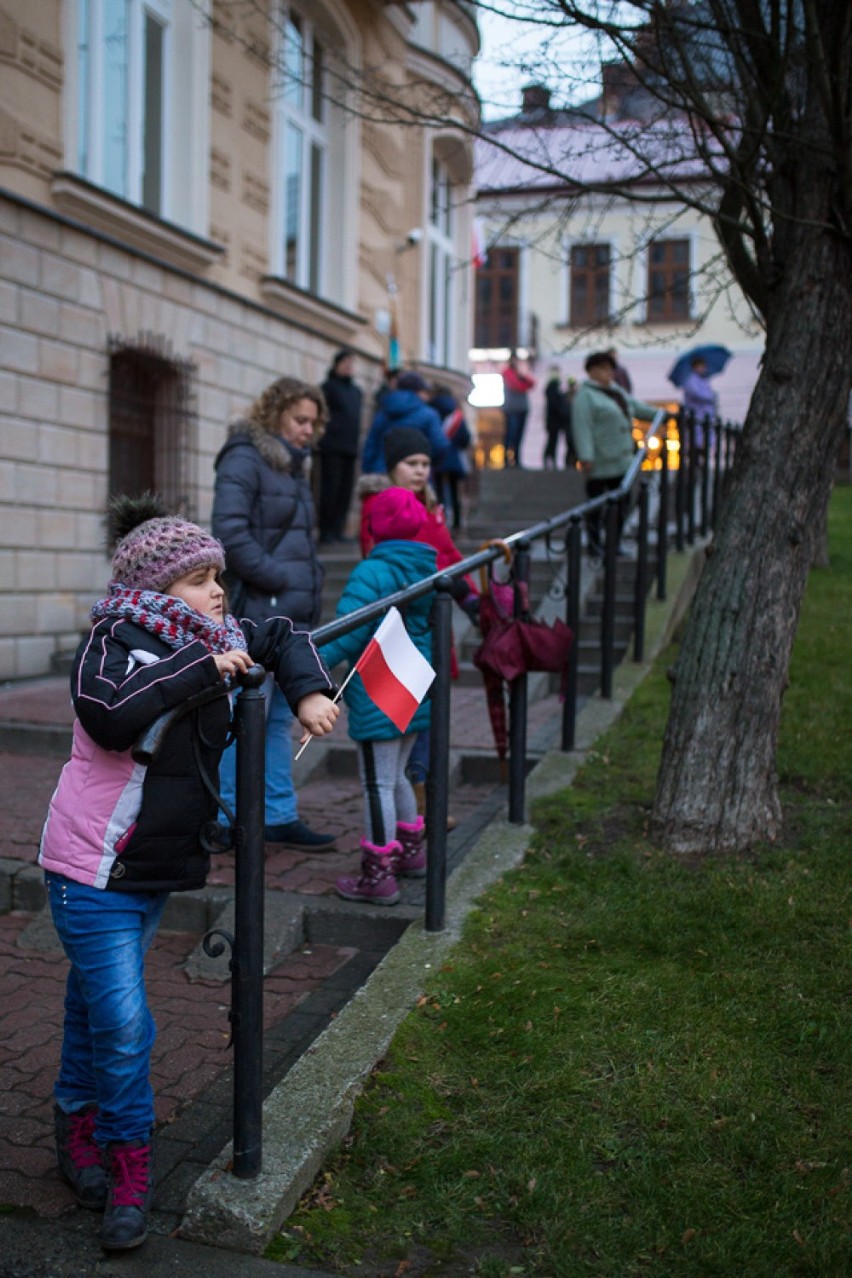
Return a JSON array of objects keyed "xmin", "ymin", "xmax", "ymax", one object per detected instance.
[{"xmin": 180, "ymin": 543, "xmax": 706, "ymax": 1254}]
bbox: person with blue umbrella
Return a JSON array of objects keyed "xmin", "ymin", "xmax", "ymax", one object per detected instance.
[
  {"xmin": 681, "ymin": 355, "xmax": 717, "ymax": 445},
  {"xmin": 668, "ymin": 345, "xmax": 731, "ymax": 449}
]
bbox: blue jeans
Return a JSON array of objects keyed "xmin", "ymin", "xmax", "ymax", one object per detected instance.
[
  {"xmin": 406, "ymin": 729, "xmax": 430, "ymax": 785},
  {"xmin": 504, "ymin": 410, "xmax": 528, "ymax": 466},
  {"xmin": 219, "ymin": 674, "xmax": 297, "ymax": 826},
  {"xmin": 45, "ymin": 872, "xmax": 168, "ymax": 1145}
]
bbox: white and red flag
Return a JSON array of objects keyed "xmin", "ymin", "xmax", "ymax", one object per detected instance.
[{"xmin": 355, "ymin": 606, "xmax": 435, "ymax": 733}]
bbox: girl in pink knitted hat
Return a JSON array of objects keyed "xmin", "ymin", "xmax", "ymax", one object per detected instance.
[
  {"xmin": 39, "ymin": 495, "xmax": 339, "ymax": 1252},
  {"xmin": 320, "ymin": 487, "xmax": 437, "ymax": 904}
]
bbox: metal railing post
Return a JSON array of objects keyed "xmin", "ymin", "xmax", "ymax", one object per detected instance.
[
  {"xmin": 686, "ymin": 411, "xmax": 697, "ymax": 546},
  {"xmin": 656, "ymin": 424, "xmax": 669, "ymax": 601},
  {"xmin": 601, "ymin": 499, "xmax": 619, "ymax": 699},
  {"xmin": 674, "ymin": 410, "xmax": 686, "ymax": 552},
  {"xmin": 231, "ymin": 664, "xmax": 266, "ymax": 1180},
  {"xmin": 508, "ymin": 540, "xmax": 531, "ymax": 823},
  {"xmin": 425, "ymin": 580, "xmax": 454, "ymax": 933},
  {"xmin": 712, "ymin": 416, "xmax": 723, "ymax": 527},
  {"xmin": 700, "ymin": 419, "xmax": 711, "ymax": 538},
  {"xmin": 561, "ymin": 516, "xmax": 582, "ymax": 752},
  {"xmin": 633, "ymin": 478, "xmax": 650, "ymax": 662}
]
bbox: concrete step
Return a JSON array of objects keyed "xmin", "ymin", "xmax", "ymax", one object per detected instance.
[{"xmin": 470, "ymin": 468, "xmax": 587, "ymax": 524}]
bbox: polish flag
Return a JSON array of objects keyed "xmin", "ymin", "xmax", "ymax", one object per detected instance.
[
  {"xmin": 472, "ymin": 217, "xmax": 487, "ymax": 270},
  {"xmin": 355, "ymin": 607, "xmax": 435, "ymax": 733}
]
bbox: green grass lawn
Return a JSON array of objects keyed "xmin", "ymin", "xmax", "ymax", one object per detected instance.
[{"xmin": 268, "ymin": 491, "xmax": 852, "ymax": 1277}]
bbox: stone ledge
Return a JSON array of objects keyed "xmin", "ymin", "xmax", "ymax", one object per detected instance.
[{"xmin": 51, "ymin": 173, "xmax": 225, "ymax": 274}]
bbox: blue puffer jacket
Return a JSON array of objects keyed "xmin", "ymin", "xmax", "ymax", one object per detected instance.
[
  {"xmin": 211, "ymin": 419, "xmax": 324, "ymax": 626},
  {"xmin": 320, "ymin": 540, "xmax": 437, "ymax": 740},
  {"xmin": 361, "ymin": 391, "xmax": 449, "ymax": 474}
]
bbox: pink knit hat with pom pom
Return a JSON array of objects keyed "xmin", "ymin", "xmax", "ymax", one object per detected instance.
[
  {"xmin": 110, "ymin": 516, "xmax": 225, "ymax": 592},
  {"xmin": 368, "ymin": 487, "xmax": 427, "ymax": 544}
]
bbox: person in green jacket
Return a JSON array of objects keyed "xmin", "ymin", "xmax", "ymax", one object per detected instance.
[
  {"xmin": 571, "ymin": 350, "xmax": 657, "ymax": 558},
  {"xmin": 320, "ymin": 487, "xmax": 438, "ymax": 905}
]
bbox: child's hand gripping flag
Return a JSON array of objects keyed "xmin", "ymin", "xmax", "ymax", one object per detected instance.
[
  {"xmin": 355, "ymin": 606, "xmax": 435, "ymax": 732},
  {"xmin": 295, "ymin": 606, "xmax": 435, "ymax": 759}
]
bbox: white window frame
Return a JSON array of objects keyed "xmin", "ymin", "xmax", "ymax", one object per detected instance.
[
  {"xmin": 75, "ymin": 0, "xmax": 171, "ymax": 213},
  {"xmin": 272, "ymin": 4, "xmax": 331, "ymax": 296},
  {"xmin": 65, "ymin": 0, "xmax": 209, "ymax": 233},
  {"xmin": 426, "ymin": 156, "xmax": 455, "ymax": 366}
]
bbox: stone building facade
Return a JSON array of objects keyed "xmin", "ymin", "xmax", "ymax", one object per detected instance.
[{"xmin": 0, "ymin": 0, "xmax": 479, "ymax": 678}]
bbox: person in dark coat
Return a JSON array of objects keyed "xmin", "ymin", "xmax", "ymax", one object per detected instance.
[
  {"xmin": 542, "ymin": 368, "xmax": 575, "ymax": 469},
  {"xmin": 318, "ymin": 350, "xmax": 363, "ymax": 544},
  {"xmin": 429, "ymin": 386, "xmax": 472, "ymax": 530},
  {"xmin": 360, "ymin": 371, "xmax": 448, "ymax": 475},
  {"xmin": 211, "ymin": 376, "xmax": 335, "ymax": 848}
]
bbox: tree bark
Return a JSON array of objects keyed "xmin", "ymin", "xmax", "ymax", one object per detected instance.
[{"xmin": 652, "ymin": 226, "xmax": 852, "ymax": 854}]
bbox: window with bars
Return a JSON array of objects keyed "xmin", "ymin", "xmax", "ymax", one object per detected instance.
[
  {"xmin": 107, "ymin": 337, "xmax": 197, "ymax": 519},
  {"xmin": 474, "ymin": 246, "xmax": 519, "ymax": 349},
  {"xmin": 647, "ymin": 238, "xmax": 691, "ymax": 321}
]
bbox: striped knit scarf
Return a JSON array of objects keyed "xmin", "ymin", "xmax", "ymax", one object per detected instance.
[{"xmin": 92, "ymin": 586, "xmax": 248, "ymax": 655}]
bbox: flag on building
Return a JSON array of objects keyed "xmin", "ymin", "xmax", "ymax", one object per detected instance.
[
  {"xmin": 355, "ymin": 606, "xmax": 435, "ymax": 733},
  {"xmin": 472, "ymin": 217, "xmax": 487, "ymax": 270}
]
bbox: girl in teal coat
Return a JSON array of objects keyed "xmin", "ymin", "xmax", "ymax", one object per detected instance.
[{"xmin": 321, "ymin": 487, "xmax": 437, "ymax": 904}]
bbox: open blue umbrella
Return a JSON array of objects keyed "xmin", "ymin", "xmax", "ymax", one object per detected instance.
[{"xmin": 667, "ymin": 345, "xmax": 732, "ymax": 389}]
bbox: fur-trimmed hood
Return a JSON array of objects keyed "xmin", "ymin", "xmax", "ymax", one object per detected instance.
[
  {"xmin": 356, "ymin": 471, "xmax": 436, "ymax": 508},
  {"xmin": 219, "ymin": 417, "xmax": 312, "ymax": 476}
]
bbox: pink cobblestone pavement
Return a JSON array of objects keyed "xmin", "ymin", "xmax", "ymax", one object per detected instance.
[{"xmin": 0, "ymin": 674, "xmax": 564, "ymax": 1218}]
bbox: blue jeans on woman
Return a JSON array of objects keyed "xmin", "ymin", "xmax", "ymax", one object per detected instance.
[
  {"xmin": 218, "ymin": 674, "xmax": 297, "ymax": 826},
  {"xmin": 45, "ymin": 872, "xmax": 168, "ymax": 1146}
]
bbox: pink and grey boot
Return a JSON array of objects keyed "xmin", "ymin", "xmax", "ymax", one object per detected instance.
[
  {"xmin": 394, "ymin": 816, "xmax": 427, "ymax": 878},
  {"xmin": 336, "ymin": 839, "xmax": 401, "ymax": 905}
]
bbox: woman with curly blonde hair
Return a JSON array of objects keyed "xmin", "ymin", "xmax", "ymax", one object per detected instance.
[{"xmin": 211, "ymin": 375, "xmax": 336, "ymax": 849}]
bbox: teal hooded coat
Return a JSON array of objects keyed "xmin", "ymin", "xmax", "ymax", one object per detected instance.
[{"xmin": 320, "ymin": 540, "xmax": 437, "ymax": 741}]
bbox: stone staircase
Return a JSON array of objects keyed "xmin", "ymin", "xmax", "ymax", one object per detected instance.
[{"xmin": 315, "ymin": 468, "xmax": 651, "ymax": 764}]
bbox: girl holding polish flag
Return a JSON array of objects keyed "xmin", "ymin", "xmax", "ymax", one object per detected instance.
[{"xmin": 319, "ymin": 487, "xmax": 437, "ymax": 904}]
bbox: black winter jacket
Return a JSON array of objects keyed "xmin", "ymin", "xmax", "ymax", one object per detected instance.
[
  {"xmin": 211, "ymin": 420, "xmax": 324, "ymax": 626},
  {"xmin": 319, "ymin": 373, "xmax": 363, "ymax": 457},
  {"xmin": 39, "ymin": 616, "xmax": 336, "ymax": 894}
]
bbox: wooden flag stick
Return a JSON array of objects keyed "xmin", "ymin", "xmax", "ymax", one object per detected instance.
[{"xmin": 293, "ymin": 663, "xmax": 359, "ymax": 762}]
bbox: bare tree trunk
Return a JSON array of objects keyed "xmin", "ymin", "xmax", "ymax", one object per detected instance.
[{"xmin": 652, "ymin": 231, "xmax": 852, "ymax": 854}]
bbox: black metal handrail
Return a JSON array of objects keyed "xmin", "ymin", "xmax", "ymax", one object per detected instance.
[{"xmin": 132, "ymin": 406, "xmax": 741, "ymax": 1178}]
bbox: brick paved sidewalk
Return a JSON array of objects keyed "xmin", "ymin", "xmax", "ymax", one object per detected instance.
[{"xmin": 0, "ymin": 673, "xmax": 565, "ymax": 1227}]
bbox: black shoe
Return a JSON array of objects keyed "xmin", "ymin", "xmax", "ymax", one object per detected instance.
[
  {"xmin": 264, "ymin": 820, "xmax": 336, "ymax": 848},
  {"xmin": 99, "ymin": 1139, "xmax": 151, "ymax": 1252},
  {"xmin": 55, "ymin": 1104, "xmax": 108, "ymax": 1210}
]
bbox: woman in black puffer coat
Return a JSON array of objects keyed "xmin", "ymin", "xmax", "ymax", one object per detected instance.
[{"xmin": 211, "ymin": 376, "xmax": 335, "ymax": 848}]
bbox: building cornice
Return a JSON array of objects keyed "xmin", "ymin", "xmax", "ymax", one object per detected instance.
[
  {"xmin": 259, "ymin": 277, "xmax": 369, "ymax": 345},
  {"xmin": 50, "ymin": 173, "xmax": 225, "ymax": 274}
]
